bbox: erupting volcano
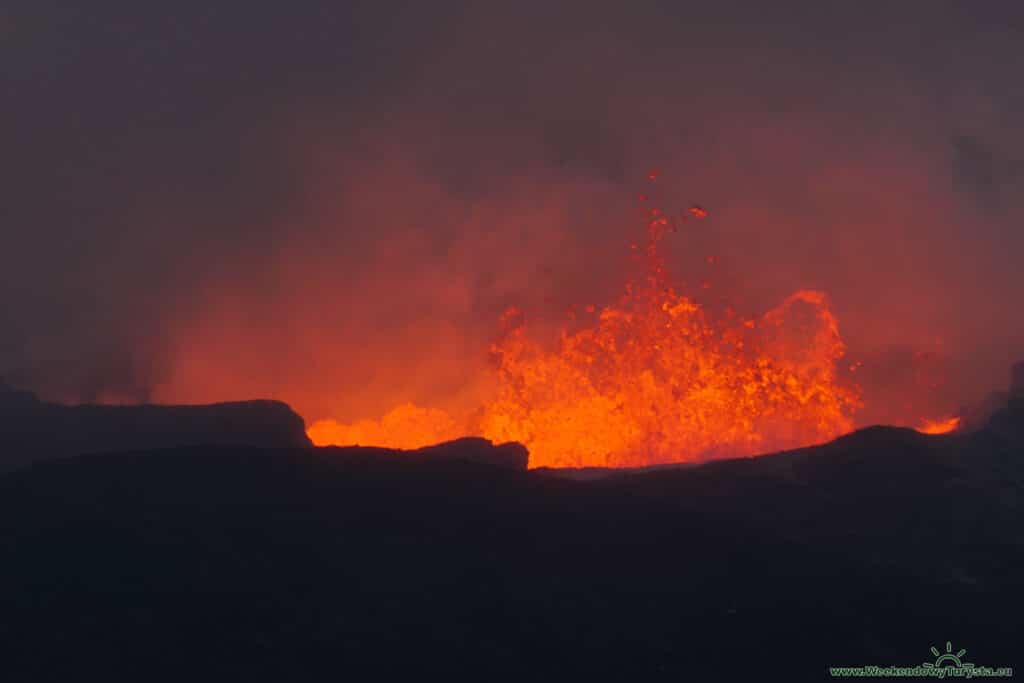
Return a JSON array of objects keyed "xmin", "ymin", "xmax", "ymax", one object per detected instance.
[{"xmin": 310, "ymin": 183, "xmax": 866, "ymax": 467}]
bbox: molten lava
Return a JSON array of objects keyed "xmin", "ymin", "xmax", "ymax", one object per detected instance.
[
  {"xmin": 308, "ymin": 404, "xmax": 462, "ymax": 450},
  {"xmin": 309, "ymin": 193, "xmax": 864, "ymax": 467},
  {"xmin": 916, "ymin": 416, "xmax": 961, "ymax": 435}
]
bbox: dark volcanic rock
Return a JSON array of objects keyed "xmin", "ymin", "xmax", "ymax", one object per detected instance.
[
  {"xmin": 414, "ymin": 436, "xmax": 529, "ymax": 470},
  {"xmin": 316, "ymin": 437, "xmax": 529, "ymax": 470},
  {"xmin": 0, "ymin": 389, "xmax": 310, "ymax": 471},
  {"xmin": 1, "ymin": 423, "xmax": 1021, "ymax": 680}
]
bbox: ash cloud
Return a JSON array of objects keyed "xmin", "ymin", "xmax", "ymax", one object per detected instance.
[{"xmin": 2, "ymin": 0, "xmax": 1023, "ymax": 425}]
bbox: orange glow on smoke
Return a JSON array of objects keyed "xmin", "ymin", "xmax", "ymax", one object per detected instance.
[
  {"xmin": 915, "ymin": 416, "xmax": 961, "ymax": 435},
  {"xmin": 309, "ymin": 191, "xmax": 864, "ymax": 468}
]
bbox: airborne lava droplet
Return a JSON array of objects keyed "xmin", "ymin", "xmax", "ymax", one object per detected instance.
[{"xmin": 688, "ymin": 205, "xmax": 708, "ymax": 219}]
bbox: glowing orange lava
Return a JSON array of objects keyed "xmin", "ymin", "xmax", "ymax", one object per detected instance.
[
  {"xmin": 308, "ymin": 403, "xmax": 462, "ymax": 450},
  {"xmin": 915, "ymin": 416, "xmax": 961, "ymax": 435},
  {"xmin": 310, "ymin": 194, "xmax": 864, "ymax": 467}
]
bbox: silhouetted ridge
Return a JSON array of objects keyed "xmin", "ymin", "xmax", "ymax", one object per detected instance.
[
  {"xmin": 1, "ymin": 413, "xmax": 1020, "ymax": 679},
  {"xmin": 315, "ymin": 437, "xmax": 528, "ymax": 470},
  {"xmin": 0, "ymin": 389, "xmax": 310, "ymax": 471},
  {"xmin": 414, "ymin": 437, "xmax": 529, "ymax": 469}
]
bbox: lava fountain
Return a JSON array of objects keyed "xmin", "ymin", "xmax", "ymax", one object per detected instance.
[{"xmin": 310, "ymin": 184, "xmax": 869, "ymax": 467}]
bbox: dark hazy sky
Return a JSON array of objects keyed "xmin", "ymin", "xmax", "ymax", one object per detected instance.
[{"xmin": 2, "ymin": 1, "xmax": 1023, "ymax": 424}]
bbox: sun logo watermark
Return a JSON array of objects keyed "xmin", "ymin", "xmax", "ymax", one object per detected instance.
[
  {"xmin": 925, "ymin": 642, "xmax": 972, "ymax": 672},
  {"xmin": 829, "ymin": 641, "xmax": 1013, "ymax": 678}
]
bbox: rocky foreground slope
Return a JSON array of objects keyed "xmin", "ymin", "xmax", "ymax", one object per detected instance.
[{"xmin": 1, "ymin": 401, "xmax": 1021, "ymax": 680}]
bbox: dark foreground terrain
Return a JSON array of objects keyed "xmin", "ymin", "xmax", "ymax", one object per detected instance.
[
  {"xmin": 0, "ymin": 386, "xmax": 311, "ymax": 473},
  {"xmin": 2, "ymin": 413, "xmax": 1022, "ymax": 681}
]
